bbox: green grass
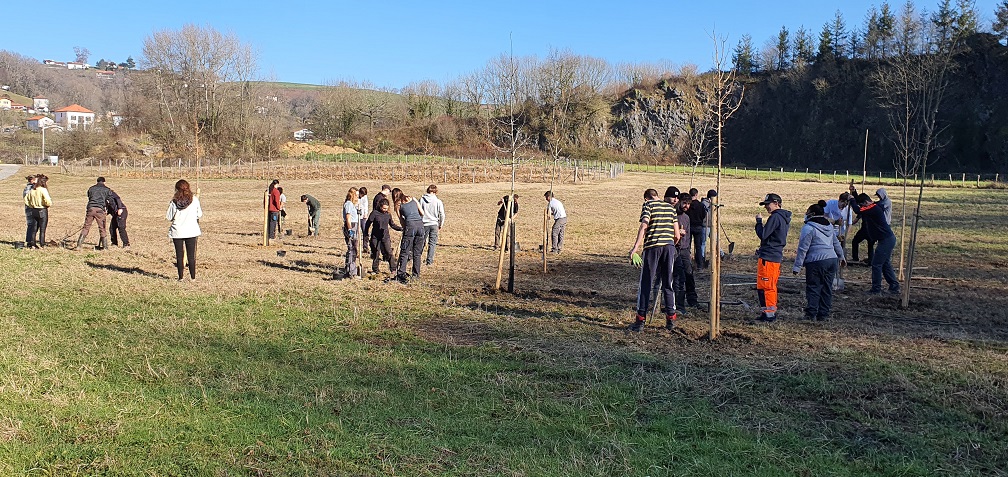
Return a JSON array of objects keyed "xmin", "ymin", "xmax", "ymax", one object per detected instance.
[
  {"xmin": 2, "ymin": 249, "xmax": 1005, "ymax": 475},
  {"xmin": 625, "ymin": 163, "xmax": 1007, "ymax": 189}
]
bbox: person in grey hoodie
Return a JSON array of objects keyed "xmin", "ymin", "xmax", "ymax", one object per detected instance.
[
  {"xmin": 755, "ymin": 193, "xmax": 792, "ymax": 322},
  {"xmin": 793, "ymin": 201, "xmax": 846, "ymax": 321},
  {"xmin": 875, "ymin": 188, "xmax": 892, "ymax": 224},
  {"xmin": 419, "ymin": 184, "xmax": 446, "ymax": 265}
]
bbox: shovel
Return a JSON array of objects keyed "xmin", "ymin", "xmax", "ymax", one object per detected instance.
[{"xmin": 720, "ymin": 223, "xmax": 736, "ymax": 256}]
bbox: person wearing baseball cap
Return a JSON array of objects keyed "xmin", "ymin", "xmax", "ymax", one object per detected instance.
[{"xmin": 755, "ymin": 192, "xmax": 792, "ymax": 322}]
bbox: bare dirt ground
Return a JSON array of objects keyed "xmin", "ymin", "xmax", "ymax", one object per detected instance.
[{"xmin": 4, "ymin": 167, "xmax": 1007, "ymax": 359}]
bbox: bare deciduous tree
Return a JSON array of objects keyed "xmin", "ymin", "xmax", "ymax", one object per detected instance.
[
  {"xmin": 140, "ymin": 24, "xmax": 259, "ymax": 158},
  {"xmin": 872, "ymin": 36, "xmax": 955, "ymax": 308},
  {"xmin": 706, "ymin": 30, "xmax": 745, "ymax": 340}
]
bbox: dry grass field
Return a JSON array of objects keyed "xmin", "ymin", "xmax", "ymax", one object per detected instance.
[{"xmin": 2, "ymin": 166, "xmax": 1007, "ymax": 475}]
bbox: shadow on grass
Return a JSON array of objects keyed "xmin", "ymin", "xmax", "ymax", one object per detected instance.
[
  {"xmin": 257, "ymin": 259, "xmax": 336, "ymax": 277},
  {"xmin": 86, "ymin": 261, "xmax": 171, "ymax": 279}
]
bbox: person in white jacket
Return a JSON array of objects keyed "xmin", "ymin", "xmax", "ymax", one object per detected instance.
[
  {"xmin": 419, "ymin": 184, "xmax": 446, "ymax": 265},
  {"xmin": 166, "ymin": 179, "xmax": 203, "ymax": 281}
]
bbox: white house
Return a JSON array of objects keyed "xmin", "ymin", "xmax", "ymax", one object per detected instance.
[
  {"xmin": 33, "ymin": 96, "xmax": 49, "ymax": 112},
  {"xmin": 25, "ymin": 115, "xmax": 57, "ymax": 132},
  {"xmin": 293, "ymin": 128, "xmax": 314, "ymax": 141},
  {"xmin": 53, "ymin": 104, "xmax": 95, "ymax": 130}
]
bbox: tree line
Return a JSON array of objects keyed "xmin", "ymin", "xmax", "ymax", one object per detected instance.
[{"xmin": 1, "ymin": 1, "xmax": 1007, "ymax": 173}]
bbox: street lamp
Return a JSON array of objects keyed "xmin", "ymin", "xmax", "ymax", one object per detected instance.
[{"xmin": 41, "ymin": 124, "xmax": 59, "ymax": 165}]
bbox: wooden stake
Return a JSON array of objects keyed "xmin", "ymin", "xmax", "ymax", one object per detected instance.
[
  {"xmin": 495, "ymin": 195, "xmax": 513, "ymax": 290},
  {"xmin": 542, "ymin": 206, "xmax": 548, "ymax": 273},
  {"xmin": 263, "ymin": 190, "xmax": 269, "ymax": 246},
  {"xmin": 862, "ymin": 129, "xmax": 868, "ymax": 188}
]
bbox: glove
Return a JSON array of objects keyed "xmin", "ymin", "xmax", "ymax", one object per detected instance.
[
  {"xmin": 280, "ymin": 209, "xmax": 287, "ymax": 218},
  {"xmin": 347, "ymin": 229, "xmax": 356, "ymax": 239},
  {"xmin": 631, "ymin": 252, "xmax": 643, "ymax": 268},
  {"xmin": 793, "ymin": 270, "xmax": 799, "ymax": 276}
]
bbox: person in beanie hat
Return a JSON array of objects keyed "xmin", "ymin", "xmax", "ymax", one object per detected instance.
[{"xmin": 755, "ymin": 193, "xmax": 792, "ymax": 321}]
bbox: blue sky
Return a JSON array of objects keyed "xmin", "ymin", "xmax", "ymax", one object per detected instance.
[{"xmin": 2, "ymin": 0, "xmax": 1000, "ymax": 89}]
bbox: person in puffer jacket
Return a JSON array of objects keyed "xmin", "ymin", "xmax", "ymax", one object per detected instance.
[{"xmin": 793, "ymin": 201, "xmax": 846, "ymax": 321}]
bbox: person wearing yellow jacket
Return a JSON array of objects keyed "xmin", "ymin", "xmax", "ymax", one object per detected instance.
[{"xmin": 24, "ymin": 175, "xmax": 53, "ymax": 248}]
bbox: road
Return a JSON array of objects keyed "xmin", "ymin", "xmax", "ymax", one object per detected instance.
[{"xmin": 0, "ymin": 164, "xmax": 21, "ymax": 180}]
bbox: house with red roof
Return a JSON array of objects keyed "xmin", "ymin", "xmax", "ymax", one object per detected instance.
[
  {"xmin": 25, "ymin": 115, "xmax": 57, "ymax": 132},
  {"xmin": 53, "ymin": 104, "xmax": 95, "ymax": 130}
]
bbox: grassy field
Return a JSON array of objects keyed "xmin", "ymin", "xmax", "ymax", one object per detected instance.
[{"xmin": 1, "ymin": 168, "xmax": 1006, "ymax": 475}]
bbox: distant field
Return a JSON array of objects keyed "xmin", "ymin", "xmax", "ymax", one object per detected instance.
[{"xmin": 1, "ymin": 169, "xmax": 1005, "ymax": 475}]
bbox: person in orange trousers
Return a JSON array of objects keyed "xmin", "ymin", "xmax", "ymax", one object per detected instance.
[{"xmin": 754, "ymin": 193, "xmax": 792, "ymax": 322}]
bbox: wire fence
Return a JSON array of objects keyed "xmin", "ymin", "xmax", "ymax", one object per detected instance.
[
  {"xmin": 56, "ymin": 154, "xmax": 626, "ymax": 185},
  {"xmin": 629, "ymin": 163, "xmax": 1008, "ymax": 189}
]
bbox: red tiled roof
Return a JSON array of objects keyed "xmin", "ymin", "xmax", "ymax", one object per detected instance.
[
  {"xmin": 27, "ymin": 115, "xmax": 45, "ymax": 121},
  {"xmin": 53, "ymin": 104, "xmax": 94, "ymax": 113}
]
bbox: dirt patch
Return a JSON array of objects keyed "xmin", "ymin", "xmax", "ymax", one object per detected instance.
[{"xmin": 281, "ymin": 142, "xmax": 358, "ymax": 157}]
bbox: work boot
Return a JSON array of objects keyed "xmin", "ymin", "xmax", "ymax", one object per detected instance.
[
  {"xmin": 100, "ymin": 236, "xmax": 110, "ymax": 250},
  {"xmin": 665, "ymin": 312, "xmax": 679, "ymax": 331},
  {"xmin": 626, "ymin": 315, "xmax": 645, "ymax": 332},
  {"xmin": 75, "ymin": 236, "xmax": 84, "ymax": 250}
]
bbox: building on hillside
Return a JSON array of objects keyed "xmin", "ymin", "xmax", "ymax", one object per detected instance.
[
  {"xmin": 53, "ymin": 104, "xmax": 95, "ymax": 130},
  {"xmin": 67, "ymin": 62, "xmax": 88, "ymax": 70},
  {"xmin": 9, "ymin": 102, "xmax": 27, "ymax": 112},
  {"xmin": 33, "ymin": 97, "xmax": 49, "ymax": 113},
  {"xmin": 25, "ymin": 115, "xmax": 57, "ymax": 132},
  {"xmin": 0, "ymin": 96, "xmax": 10, "ymax": 110},
  {"xmin": 293, "ymin": 128, "xmax": 314, "ymax": 141},
  {"xmin": 96, "ymin": 70, "xmax": 114, "ymax": 79}
]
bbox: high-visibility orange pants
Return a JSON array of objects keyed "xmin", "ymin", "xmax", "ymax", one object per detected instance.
[{"xmin": 756, "ymin": 258, "xmax": 781, "ymax": 316}]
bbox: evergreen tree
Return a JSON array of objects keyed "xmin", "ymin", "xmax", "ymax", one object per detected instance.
[
  {"xmin": 864, "ymin": 7, "xmax": 881, "ymax": 59},
  {"xmin": 830, "ymin": 10, "xmax": 848, "ymax": 58},
  {"xmin": 818, "ymin": 23, "xmax": 836, "ymax": 61},
  {"xmin": 931, "ymin": 0, "xmax": 956, "ymax": 52},
  {"xmin": 793, "ymin": 26, "xmax": 815, "ymax": 64},
  {"xmin": 732, "ymin": 34, "xmax": 756, "ymax": 75},
  {"xmin": 994, "ymin": 0, "xmax": 1008, "ymax": 44},
  {"xmin": 897, "ymin": 0, "xmax": 922, "ymax": 55},
  {"xmin": 878, "ymin": 2, "xmax": 897, "ymax": 56},
  {"xmin": 776, "ymin": 26, "xmax": 790, "ymax": 70},
  {"xmin": 954, "ymin": 0, "xmax": 979, "ymax": 43}
]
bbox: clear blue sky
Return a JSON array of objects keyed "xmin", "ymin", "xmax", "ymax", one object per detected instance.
[{"xmin": 2, "ymin": 0, "xmax": 1000, "ymax": 89}]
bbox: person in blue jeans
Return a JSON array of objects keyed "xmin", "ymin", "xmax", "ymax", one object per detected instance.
[
  {"xmin": 420, "ymin": 184, "xmax": 445, "ymax": 265},
  {"xmin": 793, "ymin": 201, "xmax": 846, "ymax": 320},
  {"xmin": 848, "ymin": 190, "xmax": 900, "ymax": 294}
]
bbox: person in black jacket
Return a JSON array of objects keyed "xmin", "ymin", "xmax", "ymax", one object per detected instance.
[
  {"xmin": 76, "ymin": 177, "xmax": 112, "ymax": 250},
  {"xmin": 686, "ymin": 188, "xmax": 707, "ymax": 269},
  {"xmin": 106, "ymin": 189, "xmax": 130, "ymax": 247},
  {"xmin": 363, "ymin": 198, "xmax": 402, "ymax": 274},
  {"xmin": 849, "ymin": 190, "xmax": 900, "ymax": 294}
]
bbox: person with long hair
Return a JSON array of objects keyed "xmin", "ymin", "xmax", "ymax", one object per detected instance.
[
  {"xmin": 342, "ymin": 187, "xmax": 360, "ymax": 278},
  {"xmin": 166, "ymin": 179, "xmax": 203, "ymax": 281},
  {"xmin": 393, "ymin": 190, "xmax": 426, "ymax": 283},
  {"xmin": 24, "ymin": 175, "xmax": 52, "ymax": 249}
]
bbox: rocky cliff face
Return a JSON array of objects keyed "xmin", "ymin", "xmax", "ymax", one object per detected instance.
[
  {"xmin": 610, "ymin": 82, "xmax": 690, "ymax": 158},
  {"xmin": 608, "ymin": 34, "xmax": 1008, "ymax": 174}
]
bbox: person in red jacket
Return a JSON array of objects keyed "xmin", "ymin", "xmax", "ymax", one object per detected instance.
[{"xmin": 267, "ymin": 179, "xmax": 282, "ymax": 239}]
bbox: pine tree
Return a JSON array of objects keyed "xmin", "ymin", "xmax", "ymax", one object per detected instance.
[
  {"xmin": 830, "ymin": 10, "xmax": 848, "ymax": 58},
  {"xmin": 776, "ymin": 26, "xmax": 790, "ymax": 70},
  {"xmin": 897, "ymin": 0, "xmax": 921, "ymax": 55},
  {"xmin": 792, "ymin": 26, "xmax": 814, "ymax": 64},
  {"xmin": 732, "ymin": 34, "xmax": 756, "ymax": 75},
  {"xmin": 994, "ymin": 0, "xmax": 1008, "ymax": 43},
  {"xmin": 954, "ymin": 0, "xmax": 979, "ymax": 43},
  {"xmin": 931, "ymin": 0, "xmax": 956, "ymax": 52},
  {"xmin": 818, "ymin": 23, "xmax": 836, "ymax": 62},
  {"xmin": 864, "ymin": 7, "xmax": 881, "ymax": 59},
  {"xmin": 878, "ymin": 2, "xmax": 896, "ymax": 57}
]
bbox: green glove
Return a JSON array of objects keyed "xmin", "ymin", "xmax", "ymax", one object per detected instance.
[{"xmin": 631, "ymin": 252, "xmax": 643, "ymax": 267}]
